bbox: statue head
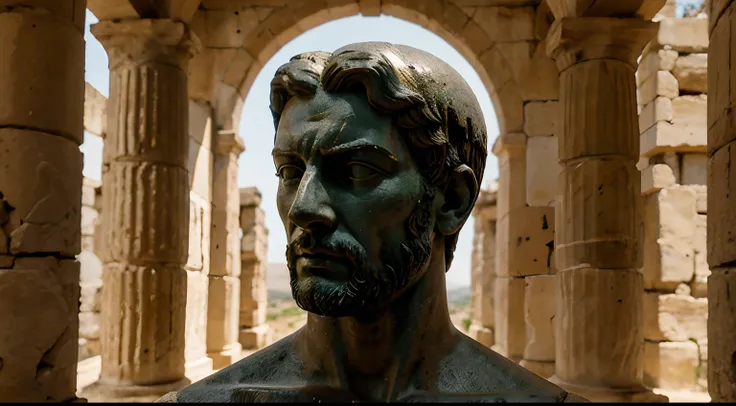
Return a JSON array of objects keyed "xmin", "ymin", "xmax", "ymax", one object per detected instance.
[{"xmin": 270, "ymin": 42, "xmax": 487, "ymax": 318}]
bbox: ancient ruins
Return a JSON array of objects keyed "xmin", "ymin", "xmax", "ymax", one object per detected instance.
[{"xmin": 0, "ymin": 0, "xmax": 732, "ymax": 403}]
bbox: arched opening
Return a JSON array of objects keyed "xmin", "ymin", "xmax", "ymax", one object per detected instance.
[{"xmin": 236, "ymin": 14, "xmax": 501, "ymax": 342}]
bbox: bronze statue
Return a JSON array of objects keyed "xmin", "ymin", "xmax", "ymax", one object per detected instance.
[{"xmin": 158, "ymin": 42, "xmax": 586, "ymax": 403}]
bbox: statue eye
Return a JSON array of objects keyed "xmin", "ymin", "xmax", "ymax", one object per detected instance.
[
  {"xmin": 276, "ymin": 165, "xmax": 304, "ymax": 181},
  {"xmin": 347, "ymin": 162, "xmax": 380, "ymax": 181}
]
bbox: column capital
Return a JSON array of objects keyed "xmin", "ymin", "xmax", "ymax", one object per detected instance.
[
  {"xmin": 239, "ymin": 187, "xmax": 262, "ymax": 208},
  {"xmin": 91, "ymin": 19, "xmax": 201, "ymax": 70},
  {"xmin": 546, "ymin": 17, "xmax": 658, "ymax": 71},
  {"xmin": 215, "ymin": 130, "xmax": 245, "ymax": 157}
]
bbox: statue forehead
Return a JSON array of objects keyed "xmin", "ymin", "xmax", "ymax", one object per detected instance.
[{"xmin": 275, "ymin": 90, "xmax": 403, "ymax": 154}]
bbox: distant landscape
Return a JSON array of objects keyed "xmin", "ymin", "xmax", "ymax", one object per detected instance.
[{"xmin": 265, "ymin": 263, "xmax": 472, "ymax": 343}]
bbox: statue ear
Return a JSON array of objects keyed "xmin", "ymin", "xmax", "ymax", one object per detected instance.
[{"xmin": 435, "ymin": 165, "xmax": 478, "ymax": 236}]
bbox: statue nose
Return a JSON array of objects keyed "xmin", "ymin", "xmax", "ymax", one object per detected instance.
[{"xmin": 287, "ymin": 169, "xmax": 337, "ymax": 233}]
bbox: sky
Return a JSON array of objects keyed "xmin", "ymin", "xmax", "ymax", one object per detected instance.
[{"xmin": 81, "ymin": 10, "xmax": 500, "ymax": 288}]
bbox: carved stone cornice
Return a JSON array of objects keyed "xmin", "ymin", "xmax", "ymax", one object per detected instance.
[
  {"xmin": 91, "ymin": 19, "xmax": 201, "ymax": 70},
  {"xmin": 546, "ymin": 17, "xmax": 658, "ymax": 72},
  {"xmin": 214, "ymin": 130, "xmax": 245, "ymax": 157}
]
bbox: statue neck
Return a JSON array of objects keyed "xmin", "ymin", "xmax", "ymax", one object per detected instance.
[{"xmin": 298, "ymin": 250, "xmax": 459, "ymax": 400}]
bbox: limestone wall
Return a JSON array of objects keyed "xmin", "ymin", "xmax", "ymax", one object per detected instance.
[{"xmin": 636, "ymin": 6, "xmax": 709, "ymax": 392}]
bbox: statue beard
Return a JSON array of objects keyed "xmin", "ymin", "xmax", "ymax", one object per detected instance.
[{"xmin": 285, "ymin": 186, "xmax": 436, "ymax": 318}]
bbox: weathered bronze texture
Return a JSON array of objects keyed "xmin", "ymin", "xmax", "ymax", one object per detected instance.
[{"xmin": 157, "ymin": 42, "xmax": 585, "ymax": 403}]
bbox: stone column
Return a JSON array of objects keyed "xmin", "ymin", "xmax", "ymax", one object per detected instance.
[
  {"xmin": 239, "ymin": 188, "xmax": 272, "ymax": 350},
  {"xmin": 207, "ymin": 131, "xmax": 245, "ymax": 368},
  {"xmin": 546, "ymin": 18, "xmax": 663, "ymax": 401},
  {"xmin": 707, "ymin": 0, "xmax": 736, "ymax": 401},
  {"xmin": 90, "ymin": 19, "xmax": 199, "ymax": 398},
  {"xmin": 468, "ymin": 186, "xmax": 498, "ymax": 348},
  {"xmin": 0, "ymin": 1, "xmax": 86, "ymax": 401}
]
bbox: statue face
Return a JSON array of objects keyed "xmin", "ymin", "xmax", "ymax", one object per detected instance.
[{"xmin": 273, "ymin": 90, "xmax": 436, "ymax": 317}]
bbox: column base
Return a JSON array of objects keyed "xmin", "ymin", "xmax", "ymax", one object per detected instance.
[
  {"xmin": 467, "ymin": 324, "xmax": 494, "ymax": 348},
  {"xmin": 520, "ymin": 359, "xmax": 555, "ymax": 379},
  {"xmin": 79, "ymin": 378, "xmax": 190, "ymax": 403},
  {"xmin": 239, "ymin": 324, "xmax": 272, "ymax": 350},
  {"xmin": 548, "ymin": 376, "xmax": 669, "ymax": 403},
  {"xmin": 185, "ymin": 356, "xmax": 214, "ymax": 384},
  {"xmin": 207, "ymin": 343, "xmax": 243, "ymax": 370}
]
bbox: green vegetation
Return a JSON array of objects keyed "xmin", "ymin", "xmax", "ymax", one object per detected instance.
[{"xmin": 462, "ymin": 317, "xmax": 471, "ymax": 332}]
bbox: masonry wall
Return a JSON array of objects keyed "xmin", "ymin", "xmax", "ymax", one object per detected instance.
[{"xmin": 636, "ymin": 6, "xmax": 709, "ymax": 392}]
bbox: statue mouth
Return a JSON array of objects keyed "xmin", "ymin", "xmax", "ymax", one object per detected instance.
[{"xmin": 295, "ymin": 248, "xmax": 352, "ymax": 279}]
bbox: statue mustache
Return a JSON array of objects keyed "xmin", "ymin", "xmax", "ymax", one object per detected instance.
[{"xmin": 287, "ymin": 232, "xmax": 364, "ymax": 269}]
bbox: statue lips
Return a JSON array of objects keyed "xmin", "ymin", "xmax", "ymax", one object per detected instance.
[{"xmin": 295, "ymin": 247, "xmax": 352, "ymax": 280}]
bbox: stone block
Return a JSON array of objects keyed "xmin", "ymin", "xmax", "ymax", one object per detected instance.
[
  {"xmin": 684, "ymin": 184, "xmax": 707, "ymax": 214},
  {"xmin": 186, "ymin": 198, "xmax": 206, "ymax": 272},
  {"xmin": 496, "ymin": 206, "xmax": 555, "ymax": 278},
  {"xmin": 641, "ymin": 164, "xmax": 676, "ymax": 196},
  {"xmin": 708, "ymin": 268, "xmax": 736, "ymax": 400},
  {"xmin": 0, "ymin": 129, "xmax": 82, "ymax": 257},
  {"xmin": 80, "ymin": 206, "xmax": 99, "ymax": 236},
  {"xmin": 643, "ymin": 292, "xmax": 707, "ymax": 342},
  {"xmin": 672, "ymin": 54, "xmax": 707, "ymax": 94},
  {"xmin": 467, "ymin": 324, "xmax": 494, "ymax": 348},
  {"xmin": 638, "ymin": 71, "xmax": 678, "ymax": 107},
  {"xmin": 643, "ymin": 186, "xmax": 697, "ymax": 290},
  {"xmin": 184, "ymin": 270, "xmax": 209, "ymax": 365},
  {"xmin": 640, "ymin": 121, "xmax": 707, "ymax": 157},
  {"xmin": 691, "ymin": 214, "xmax": 709, "ymax": 298},
  {"xmin": 639, "ymin": 97, "xmax": 673, "ymax": 133},
  {"xmin": 495, "ymin": 137, "xmax": 527, "ymax": 218},
  {"xmin": 84, "ymin": 83, "xmax": 107, "ymax": 136},
  {"xmin": 78, "ymin": 250, "xmax": 102, "ymax": 287},
  {"xmin": 523, "ymin": 275, "xmax": 556, "ymax": 362},
  {"xmin": 643, "ymin": 340, "xmax": 700, "ymax": 390},
  {"xmin": 555, "ymin": 268, "xmax": 644, "ymax": 388},
  {"xmin": 188, "ymin": 139, "xmax": 213, "ymax": 203},
  {"xmin": 473, "ymin": 6, "xmax": 535, "ymax": 42},
  {"xmin": 706, "ymin": 11, "xmax": 735, "ymax": 155},
  {"xmin": 707, "ymin": 144, "xmax": 736, "ymax": 267},
  {"xmin": 493, "ymin": 276, "xmax": 526, "ymax": 361},
  {"xmin": 239, "ymin": 324, "xmax": 272, "ymax": 350},
  {"xmin": 526, "ymin": 135, "xmax": 560, "ymax": 207},
  {"xmin": 79, "ymin": 284, "xmax": 101, "ymax": 313},
  {"xmin": 556, "ymin": 159, "xmax": 640, "ymax": 272},
  {"xmin": 637, "ymin": 49, "xmax": 678, "ymax": 86},
  {"xmin": 523, "ymin": 101, "xmax": 559, "ymax": 137},
  {"xmin": 656, "ymin": 18, "xmax": 709, "ymax": 53},
  {"xmin": 681, "ymin": 153, "xmax": 707, "ymax": 185},
  {"xmin": 0, "ymin": 11, "xmax": 85, "ymax": 144},
  {"xmin": 79, "ymin": 312, "xmax": 100, "ymax": 340},
  {"xmin": 81, "ymin": 178, "xmax": 101, "ymax": 207},
  {"xmin": 206, "ymin": 275, "xmax": 240, "ymax": 350}
]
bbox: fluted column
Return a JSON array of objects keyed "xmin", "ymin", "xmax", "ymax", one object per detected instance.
[
  {"xmin": 90, "ymin": 19, "xmax": 199, "ymax": 397},
  {"xmin": 707, "ymin": 0, "xmax": 736, "ymax": 401},
  {"xmin": 207, "ymin": 131, "xmax": 245, "ymax": 368},
  {"xmin": 0, "ymin": 1, "xmax": 86, "ymax": 402},
  {"xmin": 546, "ymin": 18, "xmax": 664, "ymax": 402}
]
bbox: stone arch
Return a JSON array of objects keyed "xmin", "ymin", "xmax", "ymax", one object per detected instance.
[{"xmin": 189, "ymin": 0, "xmax": 553, "ymax": 139}]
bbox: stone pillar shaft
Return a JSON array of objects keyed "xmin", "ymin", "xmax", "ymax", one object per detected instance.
[
  {"xmin": 92, "ymin": 19, "xmax": 198, "ymax": 387},
  {"xmin": 0, "ymin": 1, "xmax": 86, "ymax": 401},
  {"xmin": 239, "ymin": 188, "xmax": 271, "ymax": 349},
  {"xmin": 207, "ymin": 131, "xmax": 245, "ymax": 368},
  {"xmin": 468, "ymin": 189, "xmax": 498, "ymax": 348},
  {"xmin": 707, "ymin": 0, "xmax": 736, "ymax": 401},
  {"xmin": 547, "ymin": 17, "xmax": 658, "ymax": 397}
]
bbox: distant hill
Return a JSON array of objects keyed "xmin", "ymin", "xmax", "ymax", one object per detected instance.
[{"xmin": 266, "ymin": 263, "xmax": 470, "ymax": 304}]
